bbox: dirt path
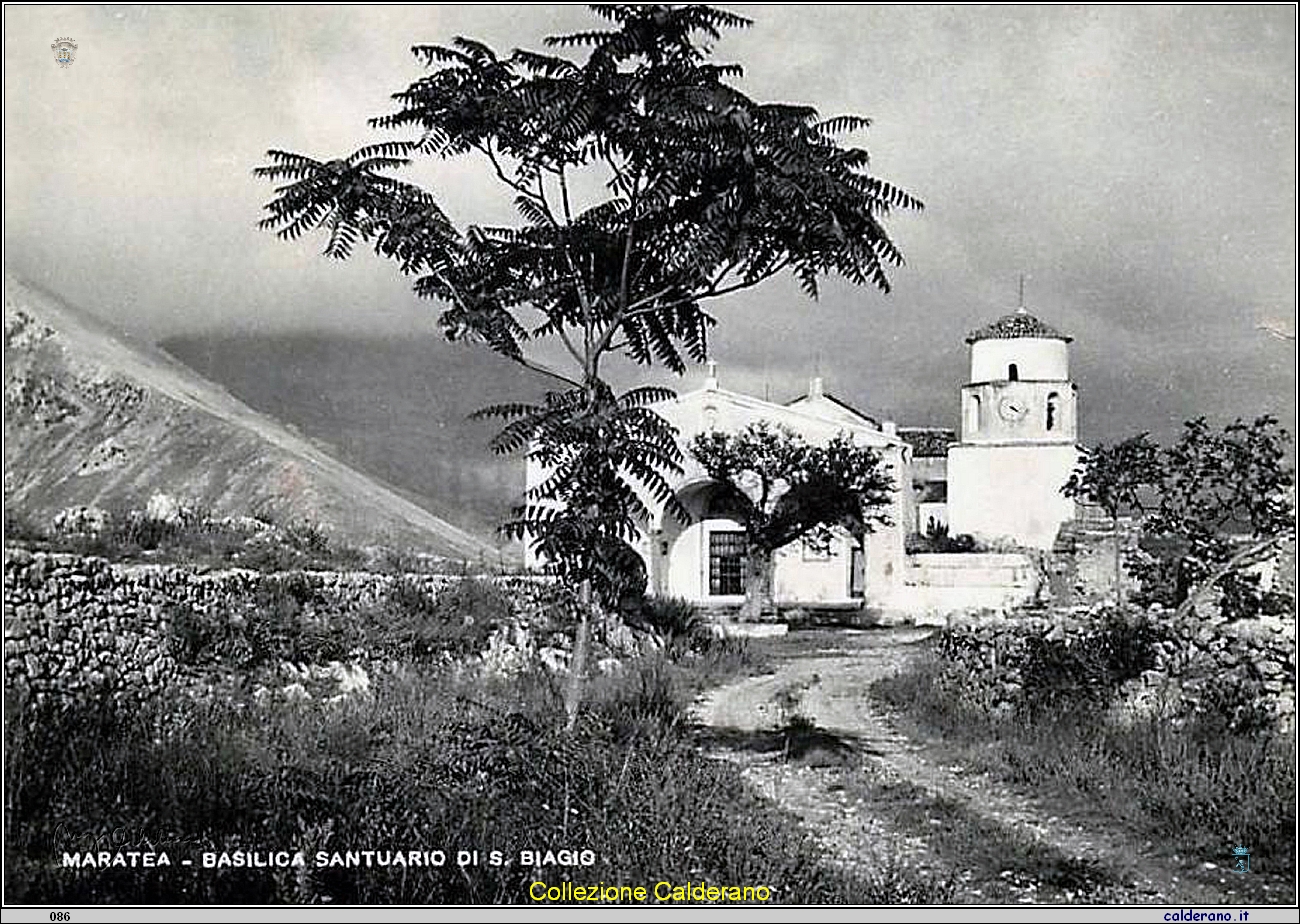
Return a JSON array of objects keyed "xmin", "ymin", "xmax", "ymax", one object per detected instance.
[{"xmin": 693, "ymin": 628, "xmax": 1291, "ymax": 905}]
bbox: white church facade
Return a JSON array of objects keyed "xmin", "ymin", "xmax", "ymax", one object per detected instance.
[
  {"xmin": 524, "ymin": 307, "xmax": 1082, "ymax": 611},
  {"xmin": 643, "ymin": 370, "xmax": 912, "ymax": 608}
]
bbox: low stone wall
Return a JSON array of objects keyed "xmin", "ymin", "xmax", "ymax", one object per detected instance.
[
  {"xmin": 5, "ymin": 551, "xmax": 178, "ymax": 707},
  {"xmin": 3, "ymin": 548, "xmax": 568, "ymax": 709},
  {"xmin": 937, "ymin": 605, "xmax": 1296, "ymax": 732}
]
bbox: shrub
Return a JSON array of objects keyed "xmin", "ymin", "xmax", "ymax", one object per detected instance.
[
  {"xmin": 1018, "ymin": 611, "xmax": 1161, "ymax": 718},
  {"xmin": 905, "ymin": 523, "xmax": 978, "ymax": 554},
  {"xmin": 167, "ymin": 574, "xmax": 524, "ymax": 670},
  {"xmin": 33, "ymin": 501, "xmax": 372, "ymax": 573},
  {"xmin": 379, "ymin": 576, "xmax": 509, "ymax": 660},
  {"xmin": 622, "ymin": 594, "xmax": 703, "ymax": 653},
  {"xmin": 6, "ymin": 655, "xmax": 915, "ymax": 904},
  {"xmin": 876, "ymin": 639, "xmax": 1296, "ymax": 869},
  {"xmin": 168, "ymin": 571, "xmax": 358, "ymax": 669}
]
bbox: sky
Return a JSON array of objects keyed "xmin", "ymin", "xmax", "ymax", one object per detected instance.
[{"xmin": 5, "ymin": 4, "xmax": 1297, "ymax": 447}]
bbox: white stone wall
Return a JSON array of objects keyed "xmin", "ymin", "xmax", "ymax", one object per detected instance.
[
  {"xmin": 969, "ymin": 337, "xmax": 1069, "ymax": 383},
  {"xmin": 947, "ymin": 442, "xmax": 1079, "ymax": 549}
]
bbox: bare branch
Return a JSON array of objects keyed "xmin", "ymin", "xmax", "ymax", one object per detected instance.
[
  {"xmin": 1173, "ymin": 533, "xmax": 1291, "ymax": 621},
  {"xmin": 556, "ymin": 323, "xmax": 585, "ymax": 367},
  {"xmin": 507, "ymin": 353, "xmax": 583, "ymax": 388},
  {"xmin": 477, "ymin": 142, "xmax": 543, "ymax": 202}
]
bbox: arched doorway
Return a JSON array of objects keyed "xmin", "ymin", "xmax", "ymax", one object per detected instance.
[{"xmin": 652, "ymin": 479, "xmax": 750, "ymax": 600}]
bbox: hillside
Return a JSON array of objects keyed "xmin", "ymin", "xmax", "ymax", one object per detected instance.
[
  {"xmin": 2, "ymin": 275, "xmax": 498, "ymax": 560},
  {"xmin": 159, "ymin": 332, "xmax": 548, "ymax": 540}
]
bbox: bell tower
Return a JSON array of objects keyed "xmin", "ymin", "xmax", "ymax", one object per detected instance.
[{"xmin": 946, "ymin": 306, "xmax": 1080, "ymax": 548}]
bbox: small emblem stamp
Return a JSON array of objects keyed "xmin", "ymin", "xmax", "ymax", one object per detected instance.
[
  {"xmin": 1231, "ymin": 845, "xmax": 1250, "ymax": 874},
  {"xmin": 51, "ymin": 37, "xmax": 77, "ymax": 68}
]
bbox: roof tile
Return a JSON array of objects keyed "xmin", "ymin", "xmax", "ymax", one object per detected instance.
[{"xmin": 967, "ymin": 310, "xmax": 1072, "ymax": 344}]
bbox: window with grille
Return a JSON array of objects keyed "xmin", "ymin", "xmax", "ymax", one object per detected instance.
[{"xmin": 708, "ymin": 531, "xmax": 746, "ymax": 596}]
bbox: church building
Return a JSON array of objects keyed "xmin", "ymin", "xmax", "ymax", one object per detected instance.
[{"xmin": 524, "ymin": 306, "xmax": 1082, "ymax": 611}]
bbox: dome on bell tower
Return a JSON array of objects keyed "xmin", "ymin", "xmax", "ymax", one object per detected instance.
[
  {"xmin": 966, "ymin": 306, "xmax": 1071, "ymax": 384},
  {"xmin": 966, "ymin": 307, "xmax": 1072, "ymax": 344}
]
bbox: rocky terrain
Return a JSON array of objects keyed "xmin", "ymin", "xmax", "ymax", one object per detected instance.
[
  {"xmin": 161, "ymin": 332, "xmax": 544, "ymax": 541},
  {"xmin": 3, "ymin": 275, "xmax": 497, "ymax": 559}
]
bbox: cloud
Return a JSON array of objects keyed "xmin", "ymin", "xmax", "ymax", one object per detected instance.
[{"xmin": 4, "ymin": 4, "xmax": 1294, "ymax": 447}]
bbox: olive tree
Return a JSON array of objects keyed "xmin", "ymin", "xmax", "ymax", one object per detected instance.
[
  {"xmin": 1066, "ymin": 417, "xmax": 1294, "ymax": 618},
  {"xmin": 689, "ymin": 421, "xmax": 894, "ymax": 620}
]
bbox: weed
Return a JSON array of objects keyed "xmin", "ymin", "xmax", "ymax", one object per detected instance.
[
  {"xmin": 4, "ymin": 652, "xmax": 941, "ymax": 904},
  {"xmin": 875, "ymin": 646, "xmax": 1296, "ymax": 870}
]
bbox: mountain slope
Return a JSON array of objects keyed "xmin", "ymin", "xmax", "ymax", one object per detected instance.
[
  {"xmin": 160, "ymin": 332, "xmax": 545, "ymax": 541},
  {"xmin": 2, "ymin": 275, "xmax": 498, "ymax": 559}
]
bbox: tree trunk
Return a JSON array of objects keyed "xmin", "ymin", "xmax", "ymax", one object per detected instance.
[
  {"xmin": 1113, "ymin": 511, "xmax": 1125, "ymax": 609},
  {"xmin": 564, "ymin": 579, "xmax": 592, "ymax": 732},
  {"xmin": 740, "ymin": 545, "xmax": 775, "ymax": 622},
  {"xmin": 1173, "ymin": 534, "xmax": 1287, "ymax": 623}
]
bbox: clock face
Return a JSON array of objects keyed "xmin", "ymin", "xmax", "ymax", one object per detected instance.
[{"xmin": 998, "ymin": 396, "xmax": 1029, "ymax": 422}]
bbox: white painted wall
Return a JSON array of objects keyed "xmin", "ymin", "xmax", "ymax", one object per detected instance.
[
  {"xmin": 960, "ymin": 381, "xmax": 1077, "ymax": 443},
  {"xmin": 947, "ymin": 442, "xmax": 1079, "ymax": 549},
  {"xmin": 885, "ymin": 552, "xmax": 1041, "ymax": 619},
  {"xmin": 773, "ymin": 532, "xmax": 857, "ymax": 604},
  {"xmin": 970, "ymin": 337, "xmax": 1069, "ymax": 383},
  {"xmin": 661, "ymin": 518, "xmax": 860, "ymax": 605}
]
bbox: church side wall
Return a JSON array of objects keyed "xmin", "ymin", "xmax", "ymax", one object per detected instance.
[
  {"xmin": 663, "ymin": 519, "xmax": 861, "ymax": 606},
  {"xmin": 773, "ymin": 534, "xmax": 857, "ymax": 604}
]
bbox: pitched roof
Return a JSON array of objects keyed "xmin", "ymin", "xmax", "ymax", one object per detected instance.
[
  {"xmin": 966, "ymin": 308, "xmax": 1072, "ymax": 344},
  {"xmin": 661, "ymin": 385, "xmax": 908, "ymax": 449},
  {"xmin": 784, "ymin": 391, "xmax": 880, "ymax": 427}
]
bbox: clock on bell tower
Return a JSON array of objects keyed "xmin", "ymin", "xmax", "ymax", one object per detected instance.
[{"xmin": 946, "ymin": 305, "xmax": 1081, "ymax": 549}]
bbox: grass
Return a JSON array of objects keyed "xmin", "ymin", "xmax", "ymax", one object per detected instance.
[
  {"xmin": 874, "ymin": 644, "xmax": 1296, "ymax": 875},
  {"xmin": 4, "ymin": 618, "xmax": 943, "ymax": 905},
  {"xmin": 847, "ymin": 778, "xmax": 1129, "ymax": 903},
  {"xmin": 167, "ymin": 574, "xmax": 516, "ymax": 670},
  {"xmin": 6, "ymin": 504, "xmax": 396, "ymax": 573}
]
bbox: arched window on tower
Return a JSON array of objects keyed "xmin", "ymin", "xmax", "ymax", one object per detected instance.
[
  {"xmin": 1046, "ymin": 392, "xmax": 1060, "ymax": 432},
  {"xmin": 1008, "ymin": 363, "xmax": 1019, "ymax": 381},
  {"xmin": 966, "ymin": 394, "xmax": 981, "ymax": 434}
]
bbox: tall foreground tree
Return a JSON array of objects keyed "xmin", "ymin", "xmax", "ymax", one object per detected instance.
[
  {"xmin": 254, "ymin": 5, "xmax": 920, "ymax": 607},
  {"xmin": 689, "ymin": 422, "xmax": 894, "ymax": 620}
]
